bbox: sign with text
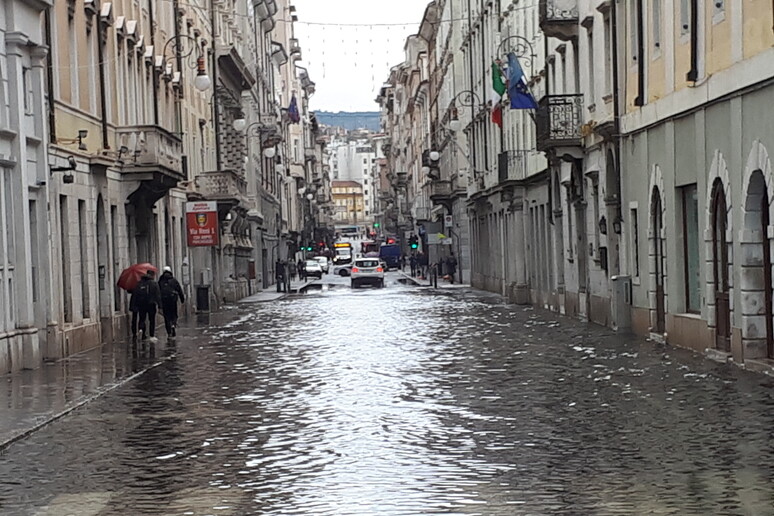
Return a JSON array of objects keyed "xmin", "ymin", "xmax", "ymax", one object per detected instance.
[{"xmin": 186, "ymin": 201, "xmax": 219, "ymax": 247}]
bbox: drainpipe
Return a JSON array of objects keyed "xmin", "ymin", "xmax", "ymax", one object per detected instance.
[
  {"xmin": 479, "ymin": 4, "xmax": 488, "ymax": 173},
  {"xmin": 210, "ymin": 0, "xmax": 222, "ymax": 170},
  {"xmin": 686, "ymin": 0, "xmax": 699, "ymax": 81},
  {"xmin": 635, "ymin": 0, "xmax": 645, "ymax": 105},
  {"xmin": 612, "ymin": 1, "xmax": 623, "ymax": 215},
  {"xmin": 97, "ymin": 9, "xmax": 109, "ymax": 147},
  {"xmin": 44, "ymin": 9, "xmax": 56, "ymax": 142},
  {"xmin": 467, "ymin": 0, "xmax": 476, "ymax": 175},
  {"xmin": 148, "ymin": 0, "xmax": 160, "ymax": 125},
  {"xmin": 172, "ymin": 0, "xmax": 185, "ymax": 136}
]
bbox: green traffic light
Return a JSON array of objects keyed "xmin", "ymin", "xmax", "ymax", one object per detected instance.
[
  {"xmin": 374, "ymin": 223, "xmax": 380, "ymax": 228},
  {"xmin": 411, "ymin": 243, "xmax": 418, "ymax": 249}
]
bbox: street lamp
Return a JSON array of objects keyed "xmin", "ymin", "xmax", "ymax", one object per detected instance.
[
  {"xmin": 429, "ymin": 150, "xmax": 440, "ymax": 162},
  {"xmin": 264, "ymin": 147, "xmax": 277, "ymax": 159},
  {"xmin": 160, "ymin": 34, "xmax": 211, "ymax": 92},
  {"xmin": 232, "ymin": 118, "xmax": 247, "ymax": 132}
]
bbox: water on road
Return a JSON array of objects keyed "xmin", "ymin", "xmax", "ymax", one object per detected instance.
[{"xmin": 2, "ymin": 273, "xmax": 774, "ymax": 515}]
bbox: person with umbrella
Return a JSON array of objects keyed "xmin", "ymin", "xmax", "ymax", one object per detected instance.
[
  {"xmin": 158, "ymin": 266, "xmax": 185, "ymax": 337},
  {"xmin": 130, "ymin": 270, "xmax": 162, "ymax": 342}
]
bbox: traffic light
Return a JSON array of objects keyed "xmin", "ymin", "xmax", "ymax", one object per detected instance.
[
  {"xmin": 373, "ymin": 222, "xmax": 380, "ymax": 228},
  {"xmin": 306, "ymin": 246, "xmax": 313, "ymax": 252},
  {"xmin": 409, "ymin": 235, "xmax": 419, "ymax": 249}
]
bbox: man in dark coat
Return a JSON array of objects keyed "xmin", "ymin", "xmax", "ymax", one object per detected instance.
[
  {"xmin": 446, "ymin": 252, "xmax": 458, "ymax": 284},
  {"xmin": 158, "ymin": 266, "xmax": 185, "ymax": 337},
  {"xmin": 130, "ymin": 270, "xmax": 162, "ymax": 342}
]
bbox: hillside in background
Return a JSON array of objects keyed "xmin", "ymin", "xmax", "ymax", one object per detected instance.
[{"xmin": 315, "ymin": 111, "xmax": 381, "ymax": 132}]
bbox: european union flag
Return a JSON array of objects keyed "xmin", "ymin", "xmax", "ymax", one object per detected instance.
[{"xmin": 507, "ymin": 53, "xmax": 538, "ymax": 109}]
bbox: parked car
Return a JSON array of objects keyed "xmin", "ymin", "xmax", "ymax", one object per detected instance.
[
  {"xmin": 304, "ymin": 260, "xmax": 323, "ymax": 279},
  {"xmin": 314, "ymin": 256, "xmax": 330, "ymax": 274},
  {"xmin": 334, "ymin": 263, "xmax": 352, "ymax": 276},
  {"xmin": 351, "ymin": 258, "xmax": 385, "ymax": 288}
]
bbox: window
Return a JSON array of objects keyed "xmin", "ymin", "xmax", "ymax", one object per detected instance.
[
  {"xmin": 603, "ymin": 14, "xmax": 613, "ymax": 94},
  {"xmin": 652, "ymin": 0, "xmax": 662, "ymax": 50},
  {"xmin": 22, "ymin": 68, "xmax": 33, "ymax": 114},
  {"xmin": 682, "ymin": 185, "xmax": 701, "ymax": 312},
  {"xmin": 680, "ymin": 0, "xmax": 691, "ymax": 35},
  {"xmin": 78, "ymin": 200, "xmax": 89, "ymax": 319},
  {"xmin": 631, "ymin": 206, "xmax": 640, "ymax": 278},
  {"xmin": 586, "ymin": 28, "xmax": 595, "ymax": 103},
  {"xmin": 29, "ymin": 200, "xmax": 38, "ymax": 302},
  {"xmin": 60, "ymin": 195, "xmax": 72, "ymax": 323}
]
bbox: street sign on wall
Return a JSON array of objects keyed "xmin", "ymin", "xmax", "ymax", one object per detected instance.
[
  {"xmin": 186, "ymin": 201, "xmax": 219, "ymax": 247},
  {"xmin": 444, "ymin": 215, "xmax": 453, "ymax": 228}
]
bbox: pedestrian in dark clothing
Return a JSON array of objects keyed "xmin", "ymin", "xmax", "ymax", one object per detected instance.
[
  {"xmin": 276, "ymin": 260, "xmax": 286, "ymax": 292},
  {"xmin": 409, "ymin": 254, "xmax": 418, "ymax": 277},
  {"xmin": 159, "ymin": 266, "xmax": 185, "ymax": 337},
  {"xmin": 400, "ymin": 255, "xmax": 406, "ymax": 271},
  {"xmin": 446, "ymin": 253, "xmax": 458, "ymax": 284},
  {"xmin": 419, "ymin": 253, "xmax": 429, "ymax": 279},
  {"xmin": 297, "ymin": 259, "xmax": 306, "ymax": 281},
  {"xmin": 130, "ymin": 270, "xmax": 162, "ymax": 341}
]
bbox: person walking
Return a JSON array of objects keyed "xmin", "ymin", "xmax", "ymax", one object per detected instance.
[
  {"xmin": 297, "ymin": 259, "xmax": 306, "ymax": 281},
  {"xmin": 158, "ymin": 266, "xmax": 185, "ymax": 337},
  {"xmin": 419, "ymin": 253, "xmax": 429, "ymax": 279},
  {"xmin": 275, "ymin": 260, "xmax": 286, "ymax": 292},
  {"xmin": 400, "ymin": 255, "xmax": 406, "ymax": 271},
  {"xmin": 131, "ymin": 270, "xmax": 162, "ymax": 342},
  {"xmin": 409, "ymin": 254, "xmax": 418, "ymax": 277},
  {"xmin": 446, "ymin": 252, "xmax": 458, "ymax": 285}
]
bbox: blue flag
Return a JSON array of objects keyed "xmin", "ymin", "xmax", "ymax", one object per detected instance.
[
  {"xmin": 507, "ymin": 53, "xmax": 538, "ymax": 109},
  {"xmin": 288, "ymin": 94, "xmax": 301, "ymax": 123}
]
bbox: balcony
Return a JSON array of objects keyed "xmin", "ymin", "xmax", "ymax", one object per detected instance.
[
  {"xmin": 539, "ymin": 0, "xmax": 579, "ymax": 41},
  {"xmin": 498, "ymin": 150, "xmax": 528, "ymax": 183},
  {"xmin": 116, "ymin": 125, "xmax": 184, "ymax": 179},
  {"xmin": 536, "ymin": 94, "xmax": 584, "ymax": 152},
  {"xmin": 429, "ymin": 180, "xmax": 453, "ymax": 206},
  {"xmin": 196, "ymin": 170, "xmax": 248, "ymax": 211}
]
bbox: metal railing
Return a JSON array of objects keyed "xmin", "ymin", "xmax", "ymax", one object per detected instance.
[
  {"xmin": 116, "ymin": 125, "xmax": 183, "ymax": 175},
  {"xmin": 536, "ymin": 94, "xmax": 584, "ymax": 151},
  {"xmin": 497, "ymin": 150, "xmax": 528, "ymax": 183},
  {"xmin": 539, "ymin": 0, "xmax": 579, "ymax": 40}
]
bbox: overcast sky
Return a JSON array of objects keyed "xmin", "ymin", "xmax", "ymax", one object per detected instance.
[{"xmin": 291, "ymin": 0, "xmax": 430, "ymax": 112}]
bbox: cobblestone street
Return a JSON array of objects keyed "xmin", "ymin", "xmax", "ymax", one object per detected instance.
[{"xmin": 2, "ymin": 276, "xmax": 774, "ymax": 515}]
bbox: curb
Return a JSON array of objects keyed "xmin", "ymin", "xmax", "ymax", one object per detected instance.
[
  {"xmin": 398, "ymin": 272, "xmax": 431, "ymax": 287},
  {"xmin": 0, "ymin": 355, "xmax": 174, "ymax": 452}
]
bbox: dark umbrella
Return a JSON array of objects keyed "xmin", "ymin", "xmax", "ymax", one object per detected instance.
[{"xmin": 117, "ymin": 263, "xmax": 158, "ymax": 292}]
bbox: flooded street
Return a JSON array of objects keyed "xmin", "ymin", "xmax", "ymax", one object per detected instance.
[{"xmin": 3, "ymin": 274, "xmax": 774, "ymax": 515}]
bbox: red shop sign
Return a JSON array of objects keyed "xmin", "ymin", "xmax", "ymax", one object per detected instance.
[{"xmin": 186, "ymin": 201, "xmax": 219, "ymax": 247}]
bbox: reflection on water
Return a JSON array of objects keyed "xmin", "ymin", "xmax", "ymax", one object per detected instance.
[{"xmin": 2, "ymin": 282, "xmax": 774, "ymax": 515}]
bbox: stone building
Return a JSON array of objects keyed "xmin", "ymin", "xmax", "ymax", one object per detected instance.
[
  {"xmin": 332, "ymin": 181, "xmax": 365, "ymax": 226},
  {"xmin": 0, "ymin": 0, "xmax": 52, "ymax": 373}
]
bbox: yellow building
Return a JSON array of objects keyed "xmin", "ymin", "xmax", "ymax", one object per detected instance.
[
  {"xmin": 332, "ymin": 181, "xmax": 365, "ymax": 226},
  {"xmin": 621, "ymin": 0, "xmax": 774, "ymax": 373}
]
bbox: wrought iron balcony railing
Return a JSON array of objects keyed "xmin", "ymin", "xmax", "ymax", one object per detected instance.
[
  {"xmin": 539, "ymin": 0, "xmax": 579, "ymax": 41},
  {"xmin": 536, "ymin": 94, "xmax": 584, "ymax": 151},
  {"xmin": 497, "ymin": 150, "xmax": 528, "ymax": 183}
]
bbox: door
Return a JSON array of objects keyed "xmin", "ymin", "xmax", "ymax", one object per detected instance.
[
  {"xmin": 762, "ymin": 191, "xmax": 773, "ymax": 358},
  {"xmin": 652, "ymin": 190, "xmax": 666, "ymax": 334},
  {"xmin": 712, "ymin": 182, "xmax": 731, "ymax": 352}
]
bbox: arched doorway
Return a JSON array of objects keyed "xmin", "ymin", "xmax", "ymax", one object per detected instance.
[
  {"xmin": 711, "ymin": 179, "xmax": 731, "ymax": 352},
  {"xmin": 742, "ymin": 170, "xmax": 773, "ymax": 358},
  {"xmin": 650, "ymin": 188, "xmax": 666, "ymax": 334}
]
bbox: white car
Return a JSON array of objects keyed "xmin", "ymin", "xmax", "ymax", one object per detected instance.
[
  {"xmin": 313, "ymin": 256, "xmax": 330, "ymax": 274},
  {"xmin": 303, "ymin": 260, "xmax": 323, "ymax": 280},
  {"xmin": 334, "ymin": 263, "xmax": 352, "ymax": 277},
  {"xmin": 351, "ymin": 258, "xmax": 385, "ymax": 288}
]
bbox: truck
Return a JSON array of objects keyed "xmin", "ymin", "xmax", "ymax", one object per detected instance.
[{"xmin": 379, "ymin": 243, "xmax": 401, "ymax": 270}]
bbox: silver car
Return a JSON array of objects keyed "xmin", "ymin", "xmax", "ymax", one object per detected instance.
[{"xmin": 351, "ymin": 258, "xmax": 385, "ymax": 288}]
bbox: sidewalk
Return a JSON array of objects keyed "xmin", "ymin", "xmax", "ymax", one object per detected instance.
[
  {"xmin": 0, "ymin": 339, "xmax": 171, "ymax": 450},
  {"xmin": 399, "ymin": 271, "xmax": 470, "ymax": 289},
  {"xmin": 238, "ymin": 279, "xmax": 316, "ymax": 303}
]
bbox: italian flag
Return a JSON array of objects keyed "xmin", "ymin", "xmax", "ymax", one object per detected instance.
[{"xmin": 491, "ymin": 60, "xmax": 506, "ymax": 128}]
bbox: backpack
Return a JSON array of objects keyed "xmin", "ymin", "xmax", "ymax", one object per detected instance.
[
  {"xmin": 160, "ymin": 279, "xmax": 178, "ymax": 301},
  {"xmin": 134, "ymin": 280, "xmax": 152, "ymax": 305}
]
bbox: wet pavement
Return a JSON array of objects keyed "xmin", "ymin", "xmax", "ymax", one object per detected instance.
[{"xmin": 2, "ymin": 272, "xmax": 774, "ymax": 515}]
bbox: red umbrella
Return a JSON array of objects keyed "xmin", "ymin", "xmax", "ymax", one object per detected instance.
[{"xmin": 117, "ymin": 263, "xmax": 158, "ymax": 292}]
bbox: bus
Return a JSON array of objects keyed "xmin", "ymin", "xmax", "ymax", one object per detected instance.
[
  {"xmin": 333, "ymin": 242, "xmax": 353, "ymax": 265},
  {"xmin": 335, "ymin": 225, "xmax": 359, "ymax": 238}
]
